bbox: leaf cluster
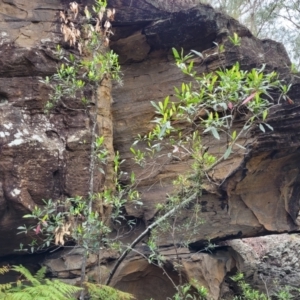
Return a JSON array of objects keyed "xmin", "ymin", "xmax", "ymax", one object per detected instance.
[
  {"xmin": 131, "ymin": 48, "xmax": 290, "ymax": 172},
  {"xmin": 125, "ymin": 46, "xmax": 294, "ymax": 298},
  {"xmin": 41, "ymin": 49, "xmax": 120, "ymax": 110},
  {"xmin": 17, "ymin": 194, "xmax": 119, "ymax": 253},
  {"xmin": 84, "ymin": 282, "xmax": 134, "ymax": 300},
  {"xmin": 231, "ymin": 273, "xmax": 300, "ymax": 300},
  {"xmin": 17, "ymin": 145, "xmax": 142, "ymax": 253},
  {"xmin": 41, "ymin": 1, "xmax": 121, "ymax": 111},
  {"xmin": 169, "ymin": 282, "xmax": 208, "ymax": 300},
  {"xmin": 0, "ymin": 265, "xmax": 134, "ymax": 300},
  {"xmin": 229, "ymin": 32, "xmax": 241, "ymax": 46},
  {"xmin": 0, "ymin": 265, "xmax": 81, "ymax": 300}
]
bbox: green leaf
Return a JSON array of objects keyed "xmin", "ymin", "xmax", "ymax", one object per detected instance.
[
  {"xmin": 158, "ymin": 101, "xmax": 163, "ymax": 111},
  {"xmin": 262, "ymin": 110, "xmax": 268, "ymax": 121},
  {"xmin": 210, "ymin": 127, "xmax": 220, "ymax": 140},
  {"xmin": 232, "ymin": 130, "xmax": 237, "ymax": 140},
  {"xmin": 23, "ymin": 214, "xmax": 34, "ymax": 218},
  {"xmin": 130, "ymin": 172, "xmax": 135, "ymax": 184},
  {"xmin": 235, "ymin": 143, "xmax": 246, "ymax": 150},
  {"xmin": 172, "ymin": 48, "xmax": 180, "ymax": 59},
  {"xmin": 158, "ymin": 123, "xmax": 167, "ymax": 139},
  {"xmin": 243, "ymin": 124, "xmax": 251, "ymax": 130},
  {"xmin": 224, "ymin": 146, "xmax": 232, "ymax": 159},
  {"xmin": 264, "ymin": 123, "xmax": 274, "ymax": 131},
  {"xmin": 96, "ymin": 136, "xmax": 104, "ymax": 147},
  {"xmin": 258, "ymin": 63, "xmax": 266, "ymax": 73},
  {"xmin": 190, "ymin": 49, "xmax": 203, "ymax": 58},
  {"xmin": 132, "ymin": 140, "xmax": 139, "ymax": 146},
  {"xmin": 163, "ymin": 96, "xmax": 169, "ymax": 110},
  {"xmin": 99, "ymin": 168, "xmax": 105, "ymax": 175},
  {"xmin": 259, "ymin": 123, "xmax": 265, "ymax": 132},
  {"xmin": 150, "ymin": 101, "xmax": 161, "ymax": 113}
]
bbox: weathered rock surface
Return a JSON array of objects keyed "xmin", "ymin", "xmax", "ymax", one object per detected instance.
[
  {"xmin": 110, "ymin": 0, "xmax": 298, "ymax": 248},
  {"xmin": 110, "ymin": 234, "xmax": 300, "ymax": 299},
  {"xmin": 223, "ymin": 234, "xmax": 300, "ymax": 297},
  {"xmin": 0, "ymin": 0, "xmax": 113, "ymax": 255},
  {"xmin": 1, "ymin": 0, "xmax": 300, "ymax": 299},
  {"xmin": 109, "ymin": 1, "xmax": 300, "ymax": 298}
]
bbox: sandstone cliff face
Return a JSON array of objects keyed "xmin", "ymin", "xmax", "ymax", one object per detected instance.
[
  {"xmin": 111, "ymin": 0, "xmax": 299, "ymax": 243},
  {"xmin": 0, "ymin": 0, "xmax": 114, "ymax": 255},
  {"xmin": 1, "ymin": 0, "xmax": 300, "ymax": 299}
]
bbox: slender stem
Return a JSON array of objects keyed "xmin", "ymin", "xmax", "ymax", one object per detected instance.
[
  {"xmin": 88, "ymin": 87, "xmax": 99, "ymax": 208},
  {"xmin": 130, "ymin": 248, "xmax": 178, "ymax": 291},
  {"xmin": 79, "ymin": 251, "xmax": 87, "ymax": 300},
  {"xmin": 80, "ymin": 80, "xmax": 99, "ymax": 300},
  {"xmin": 105, "ymin": 118, "xmax": 253, "ymax": 287},
  {"xmin": 105, "ymin": 191, "xmax": 198, "ymax": 286},
  {"xmin": 171, "ymin": 215, "xmax": 182, "ymax": 287}
]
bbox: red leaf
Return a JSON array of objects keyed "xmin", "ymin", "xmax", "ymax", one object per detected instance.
[
  {"xmin": 287, "ymin": 97, "xmax": 294, "ymax": 105},
  {"xmin": 242, "ymin": 92, "xmax": 256, "ymax": 105},
  {"xmin": 34, "ymin": 223, "xmax": 41, "ymax": 234},
  {"xmin": 228, "ymin": 102, "xmax": 233, "ymax": 110}
]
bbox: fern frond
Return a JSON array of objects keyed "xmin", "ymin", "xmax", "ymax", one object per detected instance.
[
  {"xmin": 0, "ymin": 283, "xmax": 12, "ymax": 292},
  {"xmin": 1, "ymin": 291, "xmax": 32, "ymax": 300},
  {"xmin": 11, "ymin": 265, "xmax": 39, "ymax": 286},
  {"xmin": 50, "ymin": 279, "xmax": 82, "ymax": 297},
  {"xmin": 19, "ymin": 279, "xmax": 81, "ymax": 300},
  {"xmin": 1, "ymin": 265, "xmax": 82, "ymax": 300},
  {"xmin": 0, "ymin": 265, "xmax": 9, "ymax": 275},
  {"xmin": 34, "ymin": 267, "xmax": 47, "ymax": 281},
  {"xmin": 22, "ymin": 285, "xmax": 64, "ymax": 300},
  {"xmin": 84, "ymin": 282, "xmax": 135, "ymax": 300}
]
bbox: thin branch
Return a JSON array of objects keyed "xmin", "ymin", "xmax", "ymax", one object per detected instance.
[
  {"xmin": 257, "ymin": 1, "xmax": 281, "ymax": 37},
  {"xmin": 275, "ymin": 13, "xmax": 300, "ymax": 30},
  {"xmin": 130, "ymin": 248, "xmax": 179, "ymax": 291},
  {"xmin": 105, "ymin": 191, "xmax": 199, "ymax": 286}
]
